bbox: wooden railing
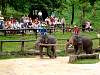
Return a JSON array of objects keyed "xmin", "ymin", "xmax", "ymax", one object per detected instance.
[
  {"xmin": 0, "ymin": 38, "xmax": 99, "ymax": 53},
  {"xmin": 0, "ymin": 28, "xmax": 58, "ymax": 39},
  {"xmin": 0, "ymin": 40, "xmax": 35, "ymax": 52}
]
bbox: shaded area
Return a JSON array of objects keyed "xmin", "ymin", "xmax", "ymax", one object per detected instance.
[{"xmin": 29, "ymin": 4, "xmax": 48, "ymax": 21}]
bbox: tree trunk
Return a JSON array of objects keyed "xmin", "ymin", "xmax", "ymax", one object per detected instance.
[
  {"xmin": 82, "ymin": 2, "xmax": 87, "ymax": 21},
  {"xmin": 1, "ymin": 0, "xmax": 6, "ymax": 15},
  {"xmin": 71, "ymin": 3, "xmax": 74, "ymax": 25},
  {"xmin": 82, "ymin": 6, "xmax": 85, "ymax": 20},
  {"xmin": 92, "ymin": 4, "xmax": 96, "ymax": 17}
]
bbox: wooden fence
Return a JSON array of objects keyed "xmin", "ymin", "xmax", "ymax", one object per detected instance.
[
  {"xmin": 0, "ymin": 38, "xmax": 99, "ymax": 53},
  {"xmin": 0, "ymin": 28, "xmax": 59, "ymax": 39},
  {"xmin": 0, "ymin": 40, "xmax": 35, "ymax": 52},
  {"xmin": 0, "ymin": 27, "xmax": 99, "ymax": 36}
]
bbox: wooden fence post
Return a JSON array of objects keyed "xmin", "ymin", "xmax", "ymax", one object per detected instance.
[
  {"xmin": 0, "ymin": 41, "xmax": 3, "ymax": 52},
  {"xmin": 22, "ymin": 30, "xmax": 24, "ymax": 36},
  {"xmin": 99, "ymin": 38, "xmax": 100, "ymax": 47},
  {"xmin": 63, "ymin": 28, "xmax": 65, "ymax": 34},
  {"xmin": 4, "ymin": 30, "xmax": 6, "ymax": 36},
  {"xmin": 21, "ymin": 41, "xmax": 24, "ymax": 51},
  {"xmin": 50, "ymin": 29, "xmax": 51, "ymax": 34},
  {"xmin": 36, "ymin": 29, "xmax": 38, "ymax": 39}
]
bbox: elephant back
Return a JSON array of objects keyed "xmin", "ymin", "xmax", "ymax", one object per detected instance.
[
  {"xmin": 73, "ymin": 35, "xmax": 82, "ymax": 45},
  {"xmin": 47, "ymin": 35, "xmax": 56, "ymax": 44},
  {"xmin": 81, "ymin": 36, "xmax": 93, "ymax": 48}
]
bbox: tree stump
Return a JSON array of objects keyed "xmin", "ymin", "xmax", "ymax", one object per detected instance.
[
  {"xmin": 69, "ymin": 55, "xmax": 78, "ymax": 63},
  {"xmin": 69, "ymin": 53, "xmax": 99, "ymax": 63}
]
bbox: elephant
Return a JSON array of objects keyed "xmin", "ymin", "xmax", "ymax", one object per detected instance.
[
  {"xmin": 66, "ymin": 35, "xmax": 93, "ymax": 54},
  {"xmin": 35, "ymin": 35, "xmax": 57, "ymax": 59}
]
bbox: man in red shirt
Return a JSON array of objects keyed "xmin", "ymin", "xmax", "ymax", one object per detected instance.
[
  {"xmin": 73, "ymin": 25, "xmax": 80, "ymax": 35},
  {"xmin": 67, "ymin": 25, "xmax": 80, "ymax": 48}
]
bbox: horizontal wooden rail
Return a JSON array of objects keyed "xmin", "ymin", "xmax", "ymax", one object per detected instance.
[
  {"xmin": 39, "ymin": 43, "xmax": 66, "ymax": 46},
  {"xmin": 0, "ymin": 37, "xmax": 99, "ymax": 54},
  {"xmin": 0, "ymin": 28, "xmax": 56, "ymax": 31},
  {"xmin": 0, "ymin": 28, "xmax": 57, "ymax": 37},
  {"xmin": 91, "ymin": 38, "xmax": 100, "ymax": 40},
  {"xmin": 0, "ymin": 40, "xmax": 35, "ymax": 42},
  {"xmin": 0, "ymin": 40, "xmax": 35, "ymax": 52}
]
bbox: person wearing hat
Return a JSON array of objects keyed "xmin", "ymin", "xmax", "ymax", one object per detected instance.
[
  {"xmin": 68, "ymin": 25, "xmax": 81, "ymax": 48},
  {"xmin": 73, "ymin": 25, "xmax": 80, "ymax": 35},
  {"xmin": 73, "ymin": 25, "xmax": 82, "ymax": 46},
  {"xmin": 0, "ymin": 15, "xmax": 4, "ymax": 29},
  {"xmin": 38, "ymin": 22, "xmax": 47, "ymax": 37}
]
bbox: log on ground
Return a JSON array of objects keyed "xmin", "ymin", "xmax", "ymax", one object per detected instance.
[{"xmin": 69, "ymin": 53, "xmax": 99, "ymax": 63}]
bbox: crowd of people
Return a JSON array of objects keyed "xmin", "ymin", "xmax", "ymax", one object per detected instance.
[
  {"xmin": 0, "ymin": 15, "xmax": 66, "ymax": 30},
  {"xmin": 0, "ymin": 14, "xmax": 93, "ymax": 35},
  {"xmin": 82, "ymin": 20, "xmax": 93, "ymax": 32}
]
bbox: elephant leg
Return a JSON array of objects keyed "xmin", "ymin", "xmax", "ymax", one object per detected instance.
[
  {"xmin": 74, "ymin": 45, "xmax": 78, "ymax": 54},
  {"xmin": 85, "ymin": 47, "xmax": 93, "ymax": 54},
  {"xmin": 39, "ymin": 46, "xmax": 43, "ymax": 59},
  {"xmin": 47, "ymin": 47, "xmax": 52, "ymax": 58},
  {"xmin": 65, "ymin": 44, "xmax": 68, "ymax": 55},
  {"xmin": 77, "ymin": 44, "xmax": 83, "ymax": 54},
  {"xmin": 51, "ymin": 46, "xmax": 57, "ymax": 58},
  {"xmin": 74, "ymin": 44, "xmax": 83, "ymax": 55}
]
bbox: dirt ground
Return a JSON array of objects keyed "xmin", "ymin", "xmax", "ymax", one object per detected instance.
[{"xmin": 0, "ymin": 56, "xmax": 100, "ymax": 75}]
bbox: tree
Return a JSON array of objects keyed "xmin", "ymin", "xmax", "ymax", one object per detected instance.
[
  {"xmin": 65, "ymin": 0, "xmax": 80, "ymax": 25},
  {"xmin": 7, "ymin": 0, "xmax": 63, "ymax": 16},
  {"xmin": 79, "ymin": 0, "xmax": 89, "ymax": 21},
  {"xmin": 8, "ymin": 0, "xmax": 29, "ymax": 13},
  {"xmin": 0, "ymin": 0, "xmax": 8, "ymax": 15},
  {"xmin": 89, "ymin": 0, "xmax": 97, "ymax": 17}
]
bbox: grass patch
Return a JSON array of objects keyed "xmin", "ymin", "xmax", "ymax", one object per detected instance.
[
  {"xmin": 57, "ymin": 50, "xmax": 66, "ymax": 56},
  {"xmin": 0, "ymin": 55, "xmax": 35, "ymax": 60},
  {"xmin": 72, "ymin": 59, "xmax": 100, "ymax": 64},
  {"xmin": 0, "ymin": 56, "xmax": 16, "ymax": 60}
]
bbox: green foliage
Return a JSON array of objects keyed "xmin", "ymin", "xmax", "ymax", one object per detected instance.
[
  {"xmin": 57, "ymin": 50, "xmax": 66, "ymax": 56},
  {"xmin": 8, "ymin": 0, "xmax": 29, "ymax": 12},
  {"xmin": 53, "ymin": 0, "xmax": 100, "ymax": 28},
  {"xmin": 5, "ymin": 6, "xmax": 24, "ymax": 18},
  {"xmin": 89, "ymin": 0, "xmax": 96, "ymax": 6}
]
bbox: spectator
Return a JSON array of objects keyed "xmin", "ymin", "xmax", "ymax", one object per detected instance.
[
  {"xmin": 61, "ymin": 17, "xmax": 66, "ymax": 29},
  {"xmin": 66, "ymin": 25, "xmax": 71, "ymax": 32},
  {"xmin": 82, "ymin": 21, "xmax": 86, "ymax": 32},
  {"xmin": 0, "ymin": 15, "xmax": 4, "ymax": 29},
  {"xmin": 90, "ymin": 24, "xmax": 93, "ymax": 31},
  {"xmin": 85, "ymin": 21, "xmax": 91, "ymax": 32}
]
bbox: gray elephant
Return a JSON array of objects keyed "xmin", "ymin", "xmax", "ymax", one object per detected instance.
[
  {"xmin": 66, "ymin": 35, "xmax": 93, "ymax": 54},
  {"xmin": 35, "ymin": 35, "xmax": 57, "ymax": 58}
]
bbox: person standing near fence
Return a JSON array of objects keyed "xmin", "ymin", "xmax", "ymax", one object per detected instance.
[
  {"xmin": 0, "ymin": 15, "xmax": 4, "ymax": 29},
  {"xmin": 61, "ymin": 17, "xmax": 66, "ymax": 29}
]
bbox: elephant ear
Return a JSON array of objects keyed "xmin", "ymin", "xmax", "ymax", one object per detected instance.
[
  {"xmin": 73, "ymin": 38, "xmax": 78, "ymax": 45},
  {"xmin": 73, "ymin": 35, "xmax": 82, "ymax": 45}
]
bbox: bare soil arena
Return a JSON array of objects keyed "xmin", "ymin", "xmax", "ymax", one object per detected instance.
[{"xmin": 0, "ymin": 56, "xmax": 100, "ymax": 75}]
